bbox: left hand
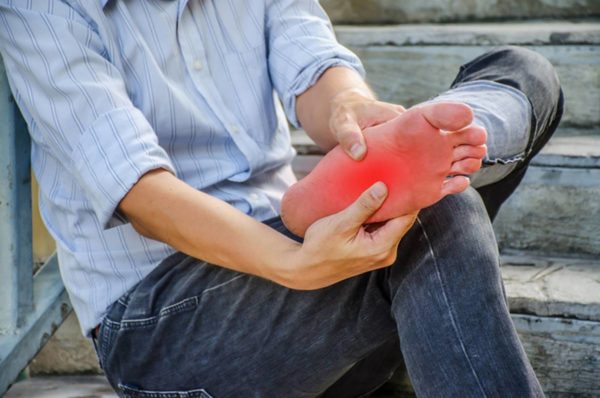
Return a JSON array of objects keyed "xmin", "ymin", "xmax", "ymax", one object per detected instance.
[{"xmin": 329, "ymin": 88, "xmax": 405, "ymax": 160}]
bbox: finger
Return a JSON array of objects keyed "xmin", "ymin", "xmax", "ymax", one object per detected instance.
[
  {"xmin": 371, "ymin": 211, "xmax": 418, "ymax": 244},
  {"xmin": 449, "ymin": 158, "xmax": 482, "ymax": 175},
  {"xmin": 361, "ymin": 102, "xmax": 405, "ymax": 128},
  {"xmin": 441, "ymin": 176, "xmax": 470, "ymax": 196},
  {"xmin": 331, "ymin": 112, "xmax": 367, "ymax": 160},
  {"xmin": 337, "ymin": 181, "xmax": 388, "ymax": 231},
  {"xmin": 453, "ymin": 144, "xmax": 487, "ymax": 162}
]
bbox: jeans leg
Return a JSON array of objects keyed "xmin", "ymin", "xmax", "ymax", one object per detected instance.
[
  {"xmin": 451, "ymin": 46, "xmax": 564, "ymax": 219},
  {"xmin": 386, "ymin": 188, "xmax": 544, "ymax": 397},
  {"xmin": 95, "ymin": 218, "xmax": 402, "ymax": 398}
]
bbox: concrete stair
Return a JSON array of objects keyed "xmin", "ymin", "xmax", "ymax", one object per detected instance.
[
  {"xmin": 334, "ymin": 22, "xmax": 599, "ymax": 136},
  {"xmin": 291, "ymin": 11, "xmax": 599, "ymax": 397},
  {"xmin": 321, "ymin": 0, "xmax": 600, "ymax": 24}
]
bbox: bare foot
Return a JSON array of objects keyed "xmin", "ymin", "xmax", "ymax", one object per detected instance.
[{"xmin": 281, "ymin": 102, "xmax": 487, "ymax": 236}]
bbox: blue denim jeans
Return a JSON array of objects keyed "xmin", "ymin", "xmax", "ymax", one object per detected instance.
[{"xmin": 94, "ymin": 46, "xmax": 563, "ymax": 397}]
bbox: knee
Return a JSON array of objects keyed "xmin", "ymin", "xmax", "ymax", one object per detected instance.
[
  {"xmin": 458, "ymin": 45, "xmax": 563, "ymax": 109},
  {"xmin": 494, "ymin": 46, "xmax": 560, "ymax": 90},
  {"xmin": 419, "ymin": 188, "xmax": 498, "ymax": 253}
]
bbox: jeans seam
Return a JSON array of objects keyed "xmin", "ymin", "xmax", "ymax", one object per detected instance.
[{"xmin": 416, "ymin": 217, "xmax": 489, "ymax": 397}]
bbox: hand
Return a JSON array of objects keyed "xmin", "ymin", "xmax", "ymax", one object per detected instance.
[
  {"xmin": 330, "ymin": 88, "xmax": 405, "ymax": 160},
  {"xmin": 272, "ymin": 182, "xmax": 418, "ymax": 290}
]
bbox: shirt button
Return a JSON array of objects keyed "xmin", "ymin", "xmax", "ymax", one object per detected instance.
[
  {"xmin": 192, "ymin": 59, "xmax": 203, "ymax": 71},
  {"xmin": 229, "ymin": 124, "xmax": 240, "ymax": 134},
  {"xmin": 250, "ymin": 193, "xmax": 259, "ymax": 201}
]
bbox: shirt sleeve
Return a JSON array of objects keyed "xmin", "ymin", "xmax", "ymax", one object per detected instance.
[
  {"xmin": 0, "ymin": 3, "xmax": 176, "ymax": 229},
  {"xmin": 265, "ymin": 0, "xmax": 366, "ymax": 128}
]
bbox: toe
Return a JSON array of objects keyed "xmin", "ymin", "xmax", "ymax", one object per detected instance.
[
  {"xmin": 449, "ymin": 158, "xmax": 483, "ymax": 175},
  {"xmin": 441, "ymin": 176, "xmax": 470, "ymax": 196},
  {"xmin": 420, "ymin": 101, "xmax": 474, "ymax": 132},
  {"xmin": 448, "ymin": 124, "xmax": 487, "ymax": 147},
  {"xmin": 453, "ymin": 144, "xmax": 487, "ymax": 162}
]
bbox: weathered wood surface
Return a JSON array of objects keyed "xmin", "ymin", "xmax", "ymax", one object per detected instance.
[{"xmin": 321, "ymin": 0, "xmax": 600, "ymax": 24}]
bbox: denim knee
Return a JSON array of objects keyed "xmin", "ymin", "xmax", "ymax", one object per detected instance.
[{"xmin": 453, "ymin": 45, "xmax": 564, "ymax": 156}]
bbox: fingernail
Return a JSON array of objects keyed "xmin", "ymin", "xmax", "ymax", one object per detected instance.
[
  {"xmin": 370, "ymin": 182, "xmax": 387, "ymax": 200},
  {"xmin": 350, "ymin": 143, "xmax": 364, "ymax": 159}
]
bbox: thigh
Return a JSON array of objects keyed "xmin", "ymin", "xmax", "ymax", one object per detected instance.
[{"xmin": 96, "ymin": 218, "xmax": 398, "ymax": 398}]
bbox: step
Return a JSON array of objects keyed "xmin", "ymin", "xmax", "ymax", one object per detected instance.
[
  {"xmin": 290, "ymin": 134, "xmax": 600, "ymax": 257},
  {"xmin": 493, "ymin": 137, "xmax": 600, "ymax": 258},
  {"xmin": 334, "ymin": 22, "xmax": 600, "ymax": 134},
  {"xmin": 321, "ymin": 0, "xmax": 600, "ymax": 24},
  {"xmin": 501, "ymin": 253, "xmax": 600, "ymax": 321}
]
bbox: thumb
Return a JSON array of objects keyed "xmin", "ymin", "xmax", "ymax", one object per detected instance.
[
  {"xmin": 337, "ymin": 182, "xmax": 388, "ymax": 231},
  {"xmin": 332, "ymin": 116, "xmax": 367, "ymax": 161}
]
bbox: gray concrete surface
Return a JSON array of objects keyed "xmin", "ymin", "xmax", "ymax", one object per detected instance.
[
  {"xmin": 5, "ymin": 376, "xmax": 116, "ymax": 398},
  {"xmin": 321, "ymin": 0, "xmax": 600, "ymax": 23}
]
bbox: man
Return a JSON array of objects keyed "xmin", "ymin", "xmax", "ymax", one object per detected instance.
[{"xmin": 0, "ymin": 0, "xmax": 562, "ymax": 396}]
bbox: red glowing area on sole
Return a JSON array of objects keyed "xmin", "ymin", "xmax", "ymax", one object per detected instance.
[{"xmin": 281, "ymin": 102, "xmax": 486, "ymax": 237}]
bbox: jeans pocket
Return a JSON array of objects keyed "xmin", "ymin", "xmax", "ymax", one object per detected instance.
[{"xmin": 117, "ymin": 383, "xmax": 213, "ymax": 398}]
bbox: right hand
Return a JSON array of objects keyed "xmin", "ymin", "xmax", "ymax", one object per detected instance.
[{"xmin": 272, "ymin": 182, "xmax": 418, "ymax": 290}]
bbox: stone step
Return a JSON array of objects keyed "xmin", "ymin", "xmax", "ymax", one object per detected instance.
[
  {"xmin": 290, "ymin": 134, "xmax": 600, "ymax": 257},
  {"xmin": 493, "ymin": 136, "xmax": 600, "ymax": 258},
  {"xmin": 501, "ymin": 253, "xmax": 600, "ymax": 321},
  {"xmin": 321, "ymin": 0, "xmax": 600, "ymax": 24},
  {"xmin": 334, "ymin": 22, "xmax": 600, "ymax": 133}
]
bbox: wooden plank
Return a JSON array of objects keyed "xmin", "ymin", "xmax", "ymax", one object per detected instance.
[
  {"xmin": 0, "ymin": 58, "xmax": 33, "ymax": 333},
  {"xmin": 341, "ymin": 45, "xmax": 599, "ymax": 131},
  {"xmin": 0, "ymin": 255, "xmax": 71, "ymax": 395},
  {"xmin": 321, "ymin": 0, "xmax": 600, "ymax": 24}
]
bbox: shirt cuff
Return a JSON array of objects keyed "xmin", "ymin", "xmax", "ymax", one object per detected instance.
[
  {"xmin": 284, "ymin": 58, "xmax": 366, "ymax": 128},
  {"xmin": 72, "ymin": 107, "xmax": 176, "ymax": 229}
]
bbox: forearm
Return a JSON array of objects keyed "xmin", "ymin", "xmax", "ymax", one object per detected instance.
[
  {"xmin": 119, "ymin": 169, "xmax": 300, "ymax": 282},
  {"xmin": 296, "ymin": 67, "xmax": 374, "ymax": 150}
]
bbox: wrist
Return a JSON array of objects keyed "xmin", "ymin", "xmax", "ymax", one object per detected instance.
[
  {"xmin": 331, "ymin": 87, "xmax": 375, "ymax": 108},
  {"xmin": 259, "ymin": 234, "xmax": 305, "ymax": 288}
]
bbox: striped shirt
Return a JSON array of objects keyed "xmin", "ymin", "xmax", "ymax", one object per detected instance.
[{"xmin": 0, "ymin": 0, "xmax": 364, "ymax": 335}]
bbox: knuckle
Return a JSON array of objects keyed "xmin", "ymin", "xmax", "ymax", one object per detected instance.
[{"xmin": 358, "ymin": 196, "xmax": 375, "ymax": 212}]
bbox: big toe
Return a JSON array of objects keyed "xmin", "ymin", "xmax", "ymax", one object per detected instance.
[{"xmin": 420, "ymin": 101, "xmax": 474, "ymax": 132}]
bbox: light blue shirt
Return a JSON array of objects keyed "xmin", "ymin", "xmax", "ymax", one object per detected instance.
[{"xmin": 0, "ymin": 0, "xmax": 364, "ymax": 335}]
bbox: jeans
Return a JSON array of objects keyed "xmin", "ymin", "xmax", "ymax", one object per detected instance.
[{"xmin": 94, "ymin": 46, "xmax": 563, "ymax": 397}]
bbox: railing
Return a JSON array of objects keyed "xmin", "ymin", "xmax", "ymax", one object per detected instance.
[{"xmin": 0, "ymin": 57, "xmax": 71, "ymax": 394}]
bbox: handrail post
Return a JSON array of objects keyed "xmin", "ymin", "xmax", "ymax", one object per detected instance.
[{"xmin": 0, "ymin": 57, "xmax": 33, "ymax": 333}]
